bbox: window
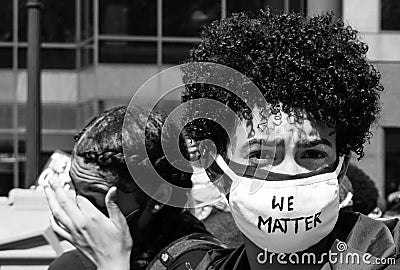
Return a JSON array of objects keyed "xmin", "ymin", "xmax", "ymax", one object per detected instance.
[
  {"xmin": 16, "ymin": 103, "xmax": 78, "ymax": 130},
  {"xmin": 99, "ymin": 41, "xmax": 157, "ymax": 64},
  {"xmin": 228, "ymin": 0, "xmax": 306, "ymax": 15},
  {"xmin": 18, "ymin": 47, "xmax": 76, "ymax": 69},
  {"xmin": 80, "ymin": 41, "xmax": 94, "ymax": 68},
  {"xmin": 0, "ymin": 103, "xmax": 13, "ymax": 129},
  {"xmin": 381, "ymin": 0, "xmax": 400, "ymax": 30},
  {"xmin": 163, "ymin": 0, "xmax": 220, "ymax": 37},
  {"xmin": 0, "ymin": 0, "xmax": 13, "ymax": 69},
  {"xmin": 162, "ymin": 42, "xmax": 196, "ymax": 64},
  {"xmin": 0, "ymin": 0, "xmax": 12, "ymax": 42},
  {"xmin": 99, "ymin": 0, "xmax": 157, "ymax": 64},
  {"xmin": 81, "ymin": 0, "xmax": 94, "ymax": 40},
  {"xmin": 18, "ymin": 0, "xmax": 75, "ymax": 42},
  {"xmin": 0, "ymin": 134, "xmax": 24, "ymax": 195},
  {"xmin": 0, "ymin": 48, "xmax": 13, "ymax": 68},
  {"xmin": 99, "ymin": 0, "xmax": 156, "ymax": 36},
  {"xmin": 17, "ymin": 0, "xmax": 78, "ymax": 69}
]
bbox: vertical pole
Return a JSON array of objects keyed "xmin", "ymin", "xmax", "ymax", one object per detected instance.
[
  {"xmin": 76, "ymin": 0, "xmax": 81, "ymax": 69},
  {"xmin": 284, "ymin": 0, "xmax": 289, "ymax": 13},
  {"xmin": 221, "ymin": 0, "xmax": 226, "ymax": 19},
  {"xmin": 25, "ymin": 0, "xmax": 42, "ymax": 188},
  {"xmin": 12, "ymin": 0, "xmax": 19, "ymax": 188},
  {"xmin": 157, "ymin": 0, "xmax": 162, "ymax": 69},
  {"xmin": 93, "ymin": 0, "xmax": 99, "ymax": 66},
  {"xmin": 156, "ymin": 0, "xmax": 162, "ymax": 95}
]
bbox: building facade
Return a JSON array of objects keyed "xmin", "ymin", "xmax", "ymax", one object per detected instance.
[{"xmin": 0, "ymin": 0, "xmax": 399, "ymax": 206}]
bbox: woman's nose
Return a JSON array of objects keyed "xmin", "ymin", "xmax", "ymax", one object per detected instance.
[{"xmin": 271, "ymin": 156, "xmax": 308, "ymax": 175}]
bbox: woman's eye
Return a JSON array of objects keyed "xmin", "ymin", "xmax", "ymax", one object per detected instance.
[
  {"xmin": 249, "ymin": 150, "xmax": 274, "ymax": 161},
  {"xmin": 301, "ymin": 150, "xmax": 327, "ymax": 159}
]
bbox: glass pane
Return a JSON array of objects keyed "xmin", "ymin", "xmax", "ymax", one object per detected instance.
[
  {"xmin": 78, "ymin": 100, "xmax": 98, "ymax": 127},
  {"xmin": 227, "ymin": 0, "xmax": 284, "ymax": 15},
  {"xmin": 80, "ymin": 44, "xmax": 94, "ymax": 67},
  {"xmin": 0, "ymin": 103, "xmax": 13, "ymax": 129},
  {"xmin": 163, "ymin": 42, "xmax": 197, "ymax": 64},
  {"xmin": 81, "ymin": 0, "xmax": 93, "ymax": 40},
  {"xmin": 42, "ymin": 134, "xmax": 74, "ymax": 152},
  {"xmin": 0, "ymin": 0, "xmax": 13, "ymax": 42},
  {"xmin": 99, "ymin": 0, "xmax": 156, "ymax": 35},
  {"xmin": 59, "ymin": 106, "xmax": 77, "ymax": 129},
  {"xmin": 17, "ymin": 103, "xmax": 25, "ymax": 129},
  {"xmin": 0, "ymin": 135, "xmax": 15, "ymax": 195},
  {"xmin": 99, "ymin": 41, "xmax": 156, "ymax": 63},
  {"xmin": 289, "ymin": 0, "xmax": 306, "ymax": 13},
  {"xmin": 42, "ymin": 105, "xmax": 61, "ymax": 129},
  {"xmin": 382, "ymin": 0, "xmax": 400, "ymax": 30},
  {"xmin": 18, "ymin": 48, "xmax": 76, "ymax": 69},
  {"xmin": 0, "ymin": 47, "xmax": 13, "ymax": 68},
  {"xmin": 163, "ymin": 0, "xmax": 220, "ymax": 37},
  {"xmin": 17, "ymin": 104, "xmax": 77, "ymax": 130},
  {"xmin": 19, "ymin": 0, "xmax": 76, "ymax": 42}
]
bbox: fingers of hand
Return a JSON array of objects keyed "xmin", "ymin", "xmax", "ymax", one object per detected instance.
[
  {"xmin": 187, "ymin": 146, "xmax": 199, "ymax": 154},
  {"xmin": 76, "ymin": 195, "xmax": 107, "ymax": 225},
  {"xmin": 51, "ymin": 215, "xmax": 97, "ymax": 264},
  {"xmin": 50, "ymin": 215, "xmax": 73, "ymax": 243},
  {"xmin": 105, "ymin": 187, "xmax": 129, "ymax": 230},
  {"xmin": 50, "ymin": 179, "xmax": 83, "ymax": 222},
  {"xmin": 44, "ymin": 186, "xmax": 75, "ymax": 230}
]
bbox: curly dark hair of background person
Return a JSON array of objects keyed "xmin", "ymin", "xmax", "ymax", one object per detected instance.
[
  {"xmin": 346, "ymin": 163, "xmax": 379, "ymax": 215},
  {"xmin": 181, "ymin": 9, "xmax": 383, "ymax": 160},
  {"xmin": 73, "ymin": 105, "xmax": 192, "ymax": 195}
]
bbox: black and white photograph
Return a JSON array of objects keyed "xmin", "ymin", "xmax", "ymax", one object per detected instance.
[{"xmin": 0, "ymin": 0, "xmax": 399, "ymax": 269}]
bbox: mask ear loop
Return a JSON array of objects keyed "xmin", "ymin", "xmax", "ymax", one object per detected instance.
[
  {"xmin": 125, "ymin": 208, "xmax": 141, "ymax": 222},
  {"xmin": 335, "ymin": 156, "xmax": 345, "ymax": 176},
  {"xmin": 214, "ymin": 154, "xmax": 245, "ymax": 194}
]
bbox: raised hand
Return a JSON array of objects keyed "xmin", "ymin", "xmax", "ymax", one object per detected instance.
[{"xmin": 44, "ymin": 180, "xmax": 132, "ymax": 270}]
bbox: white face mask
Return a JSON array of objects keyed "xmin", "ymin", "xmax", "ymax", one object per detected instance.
[{"xmin": 214, "ymin": 155, "xmax": 344, "ymax": 253}]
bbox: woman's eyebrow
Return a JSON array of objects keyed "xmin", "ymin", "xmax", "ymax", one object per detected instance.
[
  {"xmin": 297, "ymin": 138, "xmax": 332, "ymax": 148},
  {"xmin": 240, "ymin": 138, "xmax": 284, "ymax": 152}
]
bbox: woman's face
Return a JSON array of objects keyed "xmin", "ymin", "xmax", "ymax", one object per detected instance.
[{"xmin": 227, "ymin": 106, "xmax": 337, "ymax": 174}]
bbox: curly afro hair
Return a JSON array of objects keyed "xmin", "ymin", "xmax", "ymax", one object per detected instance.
[
  {"xmin": 181, "ymin": 9, "xmax": 383, "ymax": 159},
  {"xmin": 73, "ymin": 105, "xmax": 192, "ymax": 196}
]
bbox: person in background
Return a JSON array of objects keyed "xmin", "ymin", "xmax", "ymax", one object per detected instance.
[
  {"xmin": 46, "ymin": 106, "xmax": 208, "ymax": 270},
  {"xmin": 186, "ymin": 138, "xmax": 230, "ymax": 221},
  {"xmin": 338, "ymin": 175, "xmax": 354, "ymax": 211},
  {"xmin": 345, "ymin": 163, "xmax": 381, "ymax": 217},
  {"xmin": 186, "ymin": 138, "xmax": 243, "ymax": 247},
  {"xmin": 385, "ymin": 185, "xmax": 400, "ymax": 218}
]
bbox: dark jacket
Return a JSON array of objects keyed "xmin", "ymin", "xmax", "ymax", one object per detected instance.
[
  {"xmin": 164, "ymin": 211, "xmax": 400, "ymax": 269},
  {"xmin": 48, "ymin": 210, "xmax": 209, "ymax": 270}
]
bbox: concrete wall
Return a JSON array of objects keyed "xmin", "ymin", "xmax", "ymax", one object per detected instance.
[
  {"xmin": 307, "ymin": 0, "xmax": 342, "ymax": 16},
  {"xmin": 0, "ymin": 71, "xmax": 15, "ymax": 102},
  {"xmin": 91, "ymin": 64, "xmax": 183, "ymax": 104},
  {"xmin": 0, "ymin": 70, "xmax": 79, "ymax": 104},
  {"xmin": 343, "ymin": 0, "xmax": 379, "ymax": 32}
]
